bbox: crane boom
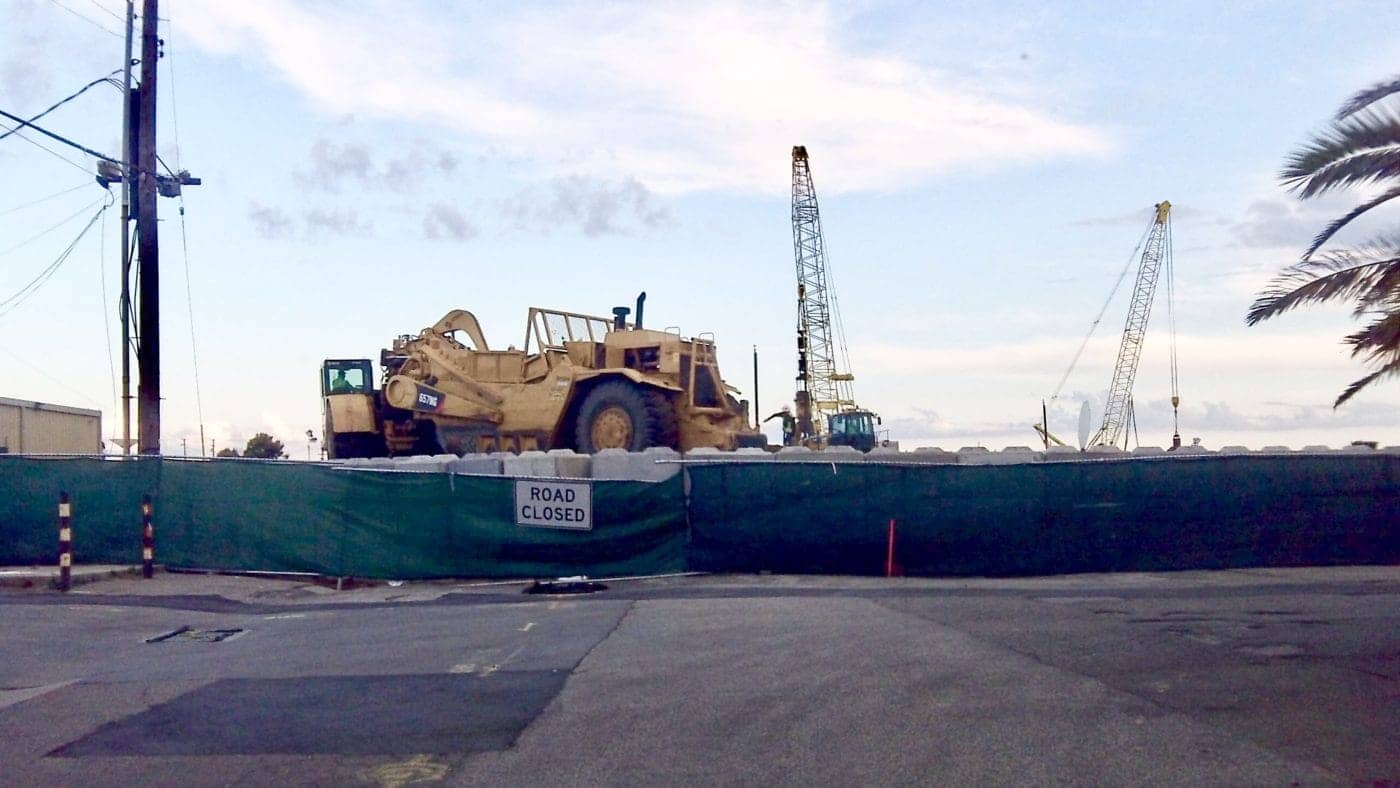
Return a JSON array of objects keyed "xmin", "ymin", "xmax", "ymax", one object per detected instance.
[
  {"xmin": 791, "ymin": 145, "xmax": 855, "ymax": 440},
  {"xmin": 1091, "ymin": 200, "xmax": 1172, "ymax": 447}
]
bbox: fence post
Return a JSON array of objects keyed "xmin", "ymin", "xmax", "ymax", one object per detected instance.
[
  {"xmin": 57, "ymin": 491, "xmax": 72, "ymax": 592},
  {"xmin": 141, "ymin": 494, "xmax": 155, "ymax": 579},
  {"xmin": 885, "ymin": 518, "xmax": 898, "ymax": 578}
]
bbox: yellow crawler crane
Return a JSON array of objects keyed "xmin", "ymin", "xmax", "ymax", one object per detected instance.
[{"xmin": 322, "ymin": 294, "xmax": 765, "ymax": 457}]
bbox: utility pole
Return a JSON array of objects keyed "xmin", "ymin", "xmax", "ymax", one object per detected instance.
[
  {"xmin": 116, "ymin": 0, "xmax": 135, "ymax": 456},
  {"xmin": 135, "ymin": 0, "xmax": 160, "ymax": 455}
]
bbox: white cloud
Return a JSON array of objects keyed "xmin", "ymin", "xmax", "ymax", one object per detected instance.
[{"xmin": 174, "ymin": 0, "xmax": 1111, "ymax": 195}]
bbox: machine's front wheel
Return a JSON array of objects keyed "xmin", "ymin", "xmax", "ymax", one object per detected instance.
[{"xmin": 574, "ymin": 381, "xmax": 677, "ymax": 452}]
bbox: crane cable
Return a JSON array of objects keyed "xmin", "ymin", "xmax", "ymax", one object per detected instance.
[
  {"xmin": 1165, "ymin": 213, "xmax": 1181, "ymax": 447},
  {"xmin": 1048, "ymin": 220, "xmax": 1153, "ymax": 405}
]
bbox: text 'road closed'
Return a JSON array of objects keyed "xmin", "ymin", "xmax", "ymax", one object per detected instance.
[{"xmin": 514, "ymin": 480, "xmax": 593, "ymax": 530}]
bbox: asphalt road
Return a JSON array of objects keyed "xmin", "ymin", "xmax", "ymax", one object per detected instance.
[{"xmin": 0, "ymin": 567, "xmax": 1396, "ymax": 785}]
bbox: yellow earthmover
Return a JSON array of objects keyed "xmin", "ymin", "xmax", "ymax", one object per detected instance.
[{"xmin": 321, "ymin": 293, "xmax": 765, "ymax": 457}]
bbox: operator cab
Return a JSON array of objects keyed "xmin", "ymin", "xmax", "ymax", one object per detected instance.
[
  {"xmin": 827, "ymin": 410, "xmax": 879, "ymax": 452},
  {"xmin": 322, "ymin": 359, "xmax": 374, "ymax": 396}
]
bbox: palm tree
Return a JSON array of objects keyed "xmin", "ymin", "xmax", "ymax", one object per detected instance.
[{"xmin": 1246, "ymin": 75, "xmax": 1400, "ymax": 405}]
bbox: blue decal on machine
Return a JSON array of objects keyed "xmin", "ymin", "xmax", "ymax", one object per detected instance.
[{"xmin": 415, "ymin": 385, "xmax": 443, "ymax": 412}]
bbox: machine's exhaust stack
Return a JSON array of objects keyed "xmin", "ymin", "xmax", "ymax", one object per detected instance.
[
  {"xmin": 634, "ymin": 291, "xmax": 647, "ymax": 330},
  {"xmin": 611, "ymin": 306, "xmax": 631, "ymax": 331}
]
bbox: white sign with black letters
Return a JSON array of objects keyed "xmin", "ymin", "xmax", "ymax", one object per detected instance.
[{"xmin": 514, "ymin": 480, "xmax": 593, "ymax": 530}]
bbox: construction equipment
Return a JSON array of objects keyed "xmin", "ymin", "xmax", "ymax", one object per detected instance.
[
  {"xmin": 322, "ymin": 294, "xmax": 765, "ymax": 457},
  {"xmin": 1038, "ymin": 200, "xmax": 1181, "ymax": 450},
  {"xmin": 787, "ymin": 145, "xmax": 881, "ymax": 451}
]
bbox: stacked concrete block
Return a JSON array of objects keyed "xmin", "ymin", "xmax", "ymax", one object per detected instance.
[
  {"xmin": 1131, "ymin": 446, "xmax": 1166, "ymax": 456},
  {"xmin": 593, "ymin": 447, "xmax": 680, "ymax": 481},
  {"xmin": 1218, "ymin": 445, "xmax": 1253, "ymax": 454},
  {"xmin": 1301, "ymin": 445, "xmax": 1334, "ymax": 453},
  {"xmin": 1043, "ymin": 446, "xmax": 1087, "ymax": 461},
  {"xmin": 1261, "ymin": 446, "xmax": 1294, "ymax": 453},
  {"xmin": 502, "ymin": 450, "xmax": 554, "ymax": 477},
  {"xmin": 959, "ymin": 446, "xmax": 1040, "ymax": 465},
  {"xmin": 545, "ymin": 449, "xmax": 592, "ymax": 478},
  {"xmin": 1341, "ymin": 442, "xmax": 1379, "ymax": 453},
  {"xmin": 1169, "ymin": 444, "xmax": 1212, "ymax": 456},
  {"xmin": 905, "ymin": 447, "xmax": 958, "ymax": 464},
  {"xmin": 1085, "ymin": 445, "xmax": 1126, "ymax": 458},
  {"xmin": 448, "ymin": 453, "xmax": 504, "ymax": 475}
]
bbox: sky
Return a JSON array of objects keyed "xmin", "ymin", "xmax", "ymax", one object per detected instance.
[{"xmin": 2, "ymin": 0, "xmax": 1399, "ymax": 457}]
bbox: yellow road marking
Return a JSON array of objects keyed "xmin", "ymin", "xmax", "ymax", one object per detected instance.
[{"xmin": 364, "ymin": 754, "xmax": 448, "ymax": 788}]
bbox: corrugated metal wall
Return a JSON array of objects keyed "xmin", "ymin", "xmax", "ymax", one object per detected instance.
[{"xmin": 0, "ymin": 398, "xmax": 102, "ymax": 454}]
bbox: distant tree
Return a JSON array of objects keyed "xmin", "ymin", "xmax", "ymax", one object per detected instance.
[
  {"xmin": 1247, "ymin": 75, "xmax": 1400, "ymax": 405},
  {"xmin": 215, "ymin": 448, "xmax": 239, "ymax": 458},
  {"xmin": 242, "ymin": 432, "xmax": 286, "ymax": 459}
]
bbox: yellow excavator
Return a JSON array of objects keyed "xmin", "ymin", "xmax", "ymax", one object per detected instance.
[{"xmin": 322, "ymin": 293, "xmax": 765, "ymax": 457}]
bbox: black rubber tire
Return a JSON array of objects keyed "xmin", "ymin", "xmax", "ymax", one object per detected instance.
[
  {"xmin": 574, "ymin": 381, "xmax": 678, "ymax": 453},
  {"xmin": 331, "ymin": 433, "xmax": 385, "ymax": 459}
]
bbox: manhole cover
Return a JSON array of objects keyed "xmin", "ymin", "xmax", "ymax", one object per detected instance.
[
  {"xmin": 524, "ymin": 579, "xmax": 607, "ymax": 595},
  {"xmin": 146, "ymin": 626, "xmax": 246, "ymax": 644}
]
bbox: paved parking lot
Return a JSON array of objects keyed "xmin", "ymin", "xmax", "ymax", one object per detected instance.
[{"xmin": 1, "ymin": 566, "xmax": 1396, "ymax": 785}]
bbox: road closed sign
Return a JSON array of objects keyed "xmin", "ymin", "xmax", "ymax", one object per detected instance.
[{"xmin": 514, "ymin": 480, "xmax": 592, "ymax": 530}]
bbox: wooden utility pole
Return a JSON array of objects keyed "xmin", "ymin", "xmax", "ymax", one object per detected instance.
[
  {"xmin": 117, "ymin": 0, "xmax": 135, "ymax": 455},
  {"xmin": 135, "ymin": 0, "xmax": 160, "ymax": 455}
]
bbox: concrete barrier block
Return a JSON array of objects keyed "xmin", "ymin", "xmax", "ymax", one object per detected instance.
[
  {"xmin": 733, "ymin": 447, "xmax": 774, "ymax": 460},
  {"xmin": 1342, "ymin": 442, "xmax": 1378, "ymax": 453},
  {"xmin": 593, "ymin": 448, "xmax": 679, "ymax": 481},
  {"xmin": 448, "ymin": 453, "xmax": 503, "ymax": 475},
  {"xmin": 1086, "ymin": 445, "xmax": 1125, "ymax": 458},
  {"xmin": 961, "ymin": 447, "xmax": 1040, "ymax": 465},
  {"xmin": 1301, "ymin": 445, "xmax": 1334, "ymax": 453},
  {"xmin": 1169, "ymin": 444, "xmax": 1212, "ymax": 455},
  {"xmin": 818, "ymin": 446, "xmax": 866, "ymax": 462},
  {"xmin": 1043, "ymin": 446, "xmax": 1086, "ymax": 461},
  {"xmin": 1261, "ymin": 445, "xmax": 1293, "ymax": 453},
  {"xmin": 899, "ymin": 447, "xmax": 957, "ymax": 464},
  {"xmin": 774, "ymin": 446, "xmax": 819, "ymax": 461},
  {"xmin": 1131, "ymin": 446, "xmax": 1166, "ymax": 456},
  {"xmin": 546, "ymin": 449, "xmax": 592, "ymax": 478},
  {"xmin": 1218, "ymin": 445, "xmax": 1253, "ymax": 454},
  {"xmin": 502, "ymin": 450, "xmax": 554, "ymax": 477}
]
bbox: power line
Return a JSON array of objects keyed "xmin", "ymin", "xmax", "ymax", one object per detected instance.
[
  {"xmin": 0, "ymin": 108, "xmax": 120, "ymax": 165},
  {"xmin": 46, "ymin": 0, "xmax": 123, "ymax": 38},
  {"xmin": 0, "ymin": 201, "xmax": 109, "ymax": 319},
  {"xmin": 0, "ymin": 197, "xmax": 106, "ymax": 257},
  {"xmin": 0, "ymin": 181, "xmax": 92, "ymax": 217},
  {"xmin": 86, "ymin": 0, "xmax": 125, "ymax": 24},
  {"xmin": 0, "ymin": 68, "xmax": 125, "ymax": 143},
  {"xmin": 0, "ymin": 121, "xmax": 94, "ymax": 175}
]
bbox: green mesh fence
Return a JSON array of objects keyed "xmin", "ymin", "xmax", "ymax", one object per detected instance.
[
  {"xmin": 0, "ymin": 457, "xmax": 686, "ymax": 579},
  {"xmin": 1, "ymin": 454, "xmax": 1395, "ymax": 579},
  {"xmin": 684, "ymin": 455, "xmax": 1400, "ymax": 576}
]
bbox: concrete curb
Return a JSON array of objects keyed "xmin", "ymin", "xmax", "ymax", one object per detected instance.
[{"xmin": 0, "ymin": 565, "xmax": 144, "ymax": 590}]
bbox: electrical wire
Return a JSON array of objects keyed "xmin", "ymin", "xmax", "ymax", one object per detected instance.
[
  {"xmin": 0, "ymin": 197, "xmax": 106, "ymax": 257},
  {"xmin": 45, "ymin": 0, "xmax": 123, "ymax": 38},
  {"xmin": 0, "ymin": 181, "xmax": 92, "ymax": 217},
  {"xmin": 164, "ymin": 14, "xmax": 207, "ymax": 456},
  {"xmin": 0, "ymin": 68, "xmax": 125, "ymax": 143},
  {"xmin": 98, "ymin": 203, "xmax": 120, "ymax": 428},
  {"xmin": 0, "ymin": 109, "xmax": 121, "ymax": 166},
  {"xmin": 0, "ymin": 201, "xmax": 109, "ymax": 319},
  {"xmin": 86, "ymin": 0, "xmax": 125, "ymax": 24},
  {"xmin": 0, "ymin": 121, "xmax": 94, "ymax": 176}
]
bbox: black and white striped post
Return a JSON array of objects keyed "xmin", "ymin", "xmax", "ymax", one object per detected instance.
[
  {"xmin": 57, "ymin": 491, "xmax": 72, "ymax": 592},
  {"xmin": 141, "ymin": 494, "xmax": 155, "ymax": 579}
]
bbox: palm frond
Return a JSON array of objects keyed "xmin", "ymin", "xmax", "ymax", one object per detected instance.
[
  {"xmin": 1281, "ymin": 110, "xmax": 1400, "ymax": 197},
  {"xmin": 1342, "ymin": 311, "xmax": 1400, "ymax": 360},
  {"xmin": 1246, "ymin": 250, "xmax": 1400, "ymax": 324},
  {"xmin": 1335, "ymin": 356, "xmax": 1400, "ymax": 406},
  {"xmin": 1335, "ymin": 75, "xmax": 1400, "ymax": 121},
  {"xmin": 1301, "ymin": 184, "xmax": 1400, "ymax": 259}
]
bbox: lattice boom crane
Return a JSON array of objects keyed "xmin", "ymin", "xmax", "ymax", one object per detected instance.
[
  {"xmin": 786, "ymin": 145, "xmax": 879, "ymax": 451},
  {"xmin": 1090, "ymin": 200, "xmax": 1178, "ymax": 448}
]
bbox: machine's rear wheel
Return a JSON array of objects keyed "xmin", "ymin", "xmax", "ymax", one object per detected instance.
[{"xmin": 574, "ymin": 381, "xmax": 677, "ymax": 452}]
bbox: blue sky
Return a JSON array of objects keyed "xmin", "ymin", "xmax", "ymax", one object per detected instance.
[{"xmin": 3, "ymin": 0, "xmax": 1399, "ymax": 456}]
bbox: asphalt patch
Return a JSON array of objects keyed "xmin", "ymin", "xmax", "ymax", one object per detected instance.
[{"xmin": 50, "ymin": 672, "xmax": 566, "ymax": 757}]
